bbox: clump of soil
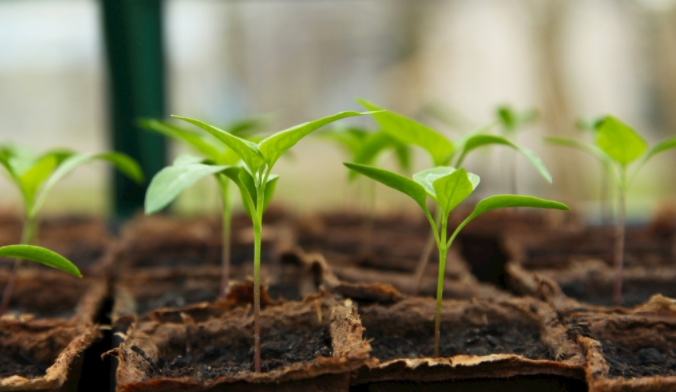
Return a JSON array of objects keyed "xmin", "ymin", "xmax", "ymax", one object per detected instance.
[{"xmin": 152, "ymin": 326, "xmax": 332, "ymax": 378}]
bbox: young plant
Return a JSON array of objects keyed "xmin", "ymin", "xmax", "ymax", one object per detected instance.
[
  {"xmin": 356, "ymin": 99, "xmax": 553, "ymax": 294},
  {"xmin": 496, "ymin": 105, "xmax": 539, "ymax": 194},
  {"xmin": 345, "ymin": 163, "xmax": 568, "ymax": 356},
  {"xmin": 164, "ymin": 110, "xmax": 373, "ymax": 372},
  {"xmin": 544, "ymin": 116, "xmax": 676, "ymax": 305},
  {"xmin": 0, "ymin": 145, "xmax": 142, "ymax": 315},
  {"xmin": 140, "ymin": 117, "xmax": 267, "ymax": 297}
]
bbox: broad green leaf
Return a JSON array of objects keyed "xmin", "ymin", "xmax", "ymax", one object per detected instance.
[
  {"xmin": 0, "ymin": 153, "xmax": 21, "ymax": 188},
  {"xmin": 219, "ymin": 167, "xmax": 256, "ymax": 214},
  {"xmin": 139, "ymin": 119, "xmax": 224, "ymax": 161},
  {"xmin": 218, "ymin": 148, "xmax": 244, "ymax": 166},
  {"xmin": 595, "ymin": 116, "xmax": 647, "ymax": 166},
  {"xmin": 31, "ymin": 152, "xmax": 144, "ymax": 217},
  {"xmin": 173, "ymin": 153, "xmax": 205, "ymax": 166},
  {"xmin": 173, "ymin": 115, "xmax": 265, "ymax": 173},
  {"xmin": 432, "ymin": 168, "xmax": 478, "ymax": 214},
  {"xmin": 456, "ymin": 135, "xmax": 552, "ymax": 183},
  {"xmin": 258, "ymin": 111, "xmax": 372, "ymax": 168},
  {"xmin": 413, "ymin": 167, "xmax": 457, "ymax": 200},
  {"xmin": 358, "ymin": 99, "xmax": 454, "ymax": 166},
  {"xmin": 544, "ymin": 137, "xmax": 612, "ymax": 166},
  {"xmin": 145, "ymin": 163, "xmax": 229, "ymax": 214},
  {"xmin": 20, "ymin": 155, "xmax": 58, "ymax": 206},
  {"xmin": 393, "ymin": 143, "xmax": 412, "ymax": 173},
  {"xmin": 3, "ymin": 145, "xmax": 36, "ymax": 176},
  {"xmin": 344, "ymin": 162, "xmax": 428, "ymax": 210},
  {"xmin": 467, "ymin": 195, "xmax": 569, "ymax": 222},
  {"xmin": 0, "ymin": 245, "xmax": 81, "ymax": 278}
]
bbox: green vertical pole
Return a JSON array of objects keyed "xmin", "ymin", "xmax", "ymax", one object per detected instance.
[{"xmin": 100, "ymin": 0, "xmax": 167, "ymax": 218}]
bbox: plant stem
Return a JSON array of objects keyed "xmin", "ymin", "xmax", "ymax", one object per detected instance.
[
  {"xmin": 412, "ymin": 207, "xmax": 442, "ymax": 296},
  {"xmin": 253, "ymin": 184, "xmax": 265, "ymax": 373},
  {"xmin": 218, "ymin": 176, "xmax": 232, "ymax": 298},
  {"xmin": 612, "ymin": 168, "xmax": 627, "ymax": 306},
  {"xmin": 0, "ymin": 215, "xmax": 38, "ymax": 316},
  {"xmin": 360, "ymin": 177, "xmax": 375, "ymax": 255},
  {"xmin": 433, "ymin": 214, "xmax": 448, "ymax": 358}
]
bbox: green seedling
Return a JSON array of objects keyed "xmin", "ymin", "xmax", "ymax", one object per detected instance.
[
  {"xmin": 345, "ymin": 163, "xmax": 568, "ymax": 356},
  {"xmin": 0, "ymin": 145, "xmax": 142, "ymax": 315},
  {"xmin": 140, "ymin": 117, "xmax": 268, "ymax": 297},
  {"xmin": 164, "ymin": 110, "xmax": 374, "ymax": 372},
  {"xmin": 496, "ymin": 105, "xmax": 539, "ymax": 195},
  {"xmin": 545, "ymin": 116, "xmax": 676, "ymax": 305},
  {"xmin": 318, "ymin": 126, "xmax": 411, "ymax": 252},
  {"xmin": 356, "ymin": 99, "xmax": 552, "ymax": 294}
]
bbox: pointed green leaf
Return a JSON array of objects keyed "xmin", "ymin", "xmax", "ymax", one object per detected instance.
[
  {"xmin": 219, "ymin": 167, "xmax": 256, "ymax": 216},
  {"xmin": 345, "ymin": 163, "xmax": 427, "ymax": 210},
  {"xmin": 173, "ymin": 153, "xmax": 206, "ymax": 166},
  {"xmin": 20, "ymin": 155, "xmax": 58, "ymax": 205},
  {"xmin": 0, "ymin": 152, "xmax": 21, "ymax": 189},
  {"xmin": 31, "ymin": 152, "xmax": 144, "ymax": 217},
  {"xmin": 413, "ymin": 167, "xmax": 457, "ymax": 200},
  {"xmin": 455, "ymin": 135, "xmax": 552, "ymax": 183},
  {"xmin": 595, "ymin": 116, "xmax": 647, "ymax": 166},
  {"xmin": 357, "ymin": 99, "xmax": 454, "ymax": 166},
  {"xmin": 468, "ymin": 195, "xmax": 569, "ymax": 222},
  {"xmin": 172, "ymin": 115, "xmax": 265, "ymax": 173},
  {"xmin": 145, "ymin": 163, "xmax": 229, "ymax": 215},
  {"xmin": 262, "ymin": 175, "xmax": 279, "ymax": 213},
  {"xmin": 432, "ymin": 168, "xmax": 478, "ymax": 214},
  {"xmin": 139, "ymin": 119, "xmax": 224, "ymax": 161},
  {"xmin": 0, "ymin": 245, "xmax": 81, "ymax": 278},
  {"xmin": 638, "ymin": 137, "xmax": 676, "ymax": 168},
  {"xmin": 258, "ymin": 111, "xmax": 373, "ymax": 168}
]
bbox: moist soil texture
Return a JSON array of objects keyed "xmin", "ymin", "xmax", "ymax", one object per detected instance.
[
  {"xmin": 149, "ymin": 326, "xmax": 332, "ymax": 379},
  {"xmin": 128, "ymin": 243, "xmax": 274, "ymax": 270},
  {"xmin": 364, "ymin": 322, "xmax": 552, "ymax": 362},
  {"xmin": 0, "ymin": 351, "xmax": 47, "ymax": 379},
  {"xmin": 135, "ymin": 287, "xmax": 219, "ymax": 316},
  {"xmin": 559, "ymin": 279, "xmax": 676, "ymax": 308},
  {"xmin": 601, "ymin": 340, "xmax": 676, "ymax": 378}
]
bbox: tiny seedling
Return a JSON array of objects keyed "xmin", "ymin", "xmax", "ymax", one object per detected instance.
[
  {"xmin": 168, "ymin": 110, "xmax": 374, "ymax": 372},
  {"xmin": 345, "ymin": 162, "xmax": 568, "ymax": 356},
  {"xmin": 545, "ymin": 116, "xmax": 676, "ymax": 305},
  {"xmin": 141, "ymin": 117, "xmax": 268, "ymax": 297},
  {"xmin": 356, "ymin": 99, "xmax": 552, "ymax": 294},
  {"xmin": 318, "ymin": 126, "xmax": 411, "ymax": 252},
  {"xmin": 0, "ymin": 145, "xmax": 142, "ymax": 315}
]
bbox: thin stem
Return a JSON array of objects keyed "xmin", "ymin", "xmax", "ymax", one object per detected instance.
[
  {"xmin": 360, "ymin": 178, "xmax": 376, "ymax": 255},
  {"xmin": 613, "ymin": 167, "xmax": 627, "ymax": 306},
  {"xmin": 412, "ymin": 207, "xmax": 442, "ymax": 296},
  {"xmin": 218, "ymin": 176, "xmax": 232, "ymax": 298},
  {"xmin": 252, "ymin": 169, "xmax": 269, "ymax": 373},
  {"xmin": 0, "ymin": 214, "xmax": 38, "ymax": 316},
  {"xmin": 433, "ymin": 213, "xmax": 448, "ymax": 358}
]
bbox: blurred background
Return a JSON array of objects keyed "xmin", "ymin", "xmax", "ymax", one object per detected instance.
[{"xmin": 1, "ymin": 0, "xmax": 675, "ymax": 220}]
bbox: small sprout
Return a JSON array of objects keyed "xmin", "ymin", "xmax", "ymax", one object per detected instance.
[
  {"xmin": 345, "ymin": 162, "xmax": 568, "ymax": 357},
  {"xmin": 172, "ymin": 109, "xmax": 374, "ymax": 372},
  {"xmin": 0, "ymin": 145, "xmax": 142, "ymax": 316},
  {"xmin": 545, "ymin": 116, "xmax": 676, "ymax": 305}
]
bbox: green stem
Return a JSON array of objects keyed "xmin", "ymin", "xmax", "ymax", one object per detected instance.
[
  {"xmin": 218, "ymin": 176, "xmax": 232, "ymax": 298},
  {"xmin": 613, "ymin": 167, "xmax": 627, "ymax": 306},
  {"xmin": 0, "ymin": 214, "xmax": 38, "ymax": 316},
  {"xmin": 412, "ymin": 207, "xmax": 442, "ymax": 296},
  {"xmin": 360, "ymin": 178, "xmax": 376, "ymax": 255},
  {"xmin": 433, "ymin": 213, "xmax": 448, "ymax": 358},
  {"xmin": 252, "ymin": 170, "xmax": 268, "ymax": 373}
]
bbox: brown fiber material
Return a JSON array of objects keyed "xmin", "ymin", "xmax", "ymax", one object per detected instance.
[
  {"xmin": 0, "ymin": 320, "xmax": 101, "ymax": 392},
  {"xmin": 110, "ymin": 294, "xmax": 370, "ymax": 392},
  {"xmin": 566, "ymin": 295, "xmax": 676, "ymax": 391},
  {"xmin": 0, "ymin": 269, "xmax": 107, "ymax": 326},
  {"xmin": 353, "ymin": 296, "xmax": 585, "ymax": 384}
]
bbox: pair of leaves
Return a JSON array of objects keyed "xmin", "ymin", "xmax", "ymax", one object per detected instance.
[
  {"xmin": 496, "ymin": 105, "xmax": 538, "ymax": 133},
  {"xmin": 0, "ymin": 245, "xmax": 81, "ymax": 278},
  {"xmin": 0, "ymin": 147, "xmax": 143, "ymax": 217}
]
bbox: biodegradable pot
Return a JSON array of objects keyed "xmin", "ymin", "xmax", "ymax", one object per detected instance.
[
  {"xmin": 353, "ymin": 296, "xmax": 585, "ymax": 388},
  {"xmin": 564, "ymin": 295, "xmax": 676, "ymax": 391},
  {"xmin": 0, "ymin": 320, "xmax": 100, "ymax": 392},
  {"xmin": 110, "ymin": 294, "xmax": 370, "ymax": 392},
  {"xmin": 0, "ymin": 269, "xmax": 107, "ymax": 325}
]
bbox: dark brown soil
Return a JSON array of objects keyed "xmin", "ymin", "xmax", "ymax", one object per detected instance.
[
  {"xmin": 125, "ymin": 242, "xmax": 273, "ymax": 270},
  {"xmin": 364, "ymin": 321, "xmax": 551, "ymax": 362},
  {"xmin": 559, "ymin": 278, "xmax": 676, "ymax": 307},
  {"xmin": 0, "ymin": 351, "xmax": 47, "ymax": 378},
  {"xmin": 135, "ymin": 286, "xmax": 218, "ymax": 316},
  {"xmin": 601, "ymin": 340, "xmax": 676, "ymax": 378},
  {"xmin": 147, "ymin": 325, "xmax": 332, "ymax": 378},
  {"xmin": 350, "ymin": 375, "xmax": 588, "ymax": 392}
]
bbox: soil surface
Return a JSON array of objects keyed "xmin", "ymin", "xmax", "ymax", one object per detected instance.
[
  {"xmin": 364, "ymin": 321, "xmax": 552, "ymax": 362},
  {"xmin": 149, "ymin": 326, "xmax": 332, "ymax": 378},
  {"xmin": 0, "ymin": 351, "xmax": 47, "ymax": 379},
  {"xmin": 135, "ymin": 287, "xmax": 218, "ymax": 316},
  {"xmin": 560, "ymin": 279, "xmax": 676, "ymax": 308},
  {"xmin": 601, "ymin": 340, "xmax": 676, "ymax": 378}
]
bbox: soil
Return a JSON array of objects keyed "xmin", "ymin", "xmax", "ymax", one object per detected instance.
[
  {"xmin": 601, "ymin": 340, "xmax": 676, "ymax": 378},
  {"xmin": 149, "ymin": 325, "xmax": 333, "ymax": 378},
  {"xmin": 0, "ymin": 351, "xmax": 47, "ymax": 379},
  {"xmin": 559, "ymin": 278, "xmax": 676, "ymax": 308}
]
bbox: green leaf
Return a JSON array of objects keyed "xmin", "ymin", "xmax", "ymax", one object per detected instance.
[
  {"xmin": 0, "ymin": 152, "xmax": 21, "ymax": 189},
  {"xmin": 544, "ymin": 137, "xmax": 612, "ymax": 166},
  {"xmin": 173, "ymin": 153, "xmax": 206, "ymax": 166},
  {"xmin": 262, "ymin": 175, "xmax": 279, "ymax": 213},
  {"xmin": 0, "ymin": 245, "xmax": 81, "ymax": 278},
  {"xmin": 345, "ymin": 162, "xmax": 427, "ymax": 210},
  {"xmin": 226, "ymin": 116, "xmax": 270, "ymax": 137},
  {"xmin": 595, "ymin": 116, "xmax": 647, "ymax": 166},
  {"xmin": 145, "ymin": 163, "xmax": 229, "ymax": 215},
  {"xmin": 317, "ymin": 127, "xmax": 369, "ymax": 156},
  {"xmin": 432, "ymin": 168, "xmax": 478, "ymax": 214},
  {"xmin": 172, "ymin": 115, "xmax": 265, "ymax": 173},
  {"xmin": 629, "ymin": 136, "xmax": 676, "ymax": 184},
  {"xmin": 497, "ymin": 106, "xmax": 538, "ymax": 132},
  {"xmin": 139, "ymin": 119, "xmax": 224, "ymax": 161},
  {"xmin": 258, "ymin": 111, "xmax": 372, "ymax": 168},
  {"xmin": 357, "ymin": 99, "xmax": 454, "ymax": 166},
  {"xmin": 31, "ymin": 152, "xmax": 144, "ymax": 217},
  {"xmin": 413, "ymin": 167, "xmax": 457, "ymax": 200},
  {"xmin": 20, "ymin": 155, "xmax": 58, "ymax": 206},
  {"xmin": 467, "ymin": 195, "xmax": 569, "ymax": 222},
  {"xmin": 456, "ymin": 135, "xmax": 552, "ymax": 183}
]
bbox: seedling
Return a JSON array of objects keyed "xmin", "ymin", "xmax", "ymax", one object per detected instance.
[
  {"xmin": 345, "ymin": 162, "xmax": 568, "ymax": 356},
  {"xmin": 141, "ymin": 117, "xmax": 267, "ymax": 297},
  {"xmin": 167, "ymin": 110, "xmax": 373, "ymax": 372},
  {"xmin": 356, "ymin": 100, "xmax": 552, "ymax": 294},
  {"xmin": 544, "ymin": 116, "xmax": 676, "ymax": 305},
  {"xmin": 496, "ymin": 105, "xmax": 539, "ymax": 194},
  {"xmin": 0, "ymin": 145, "xmax": 142, "ymax": 315}
]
